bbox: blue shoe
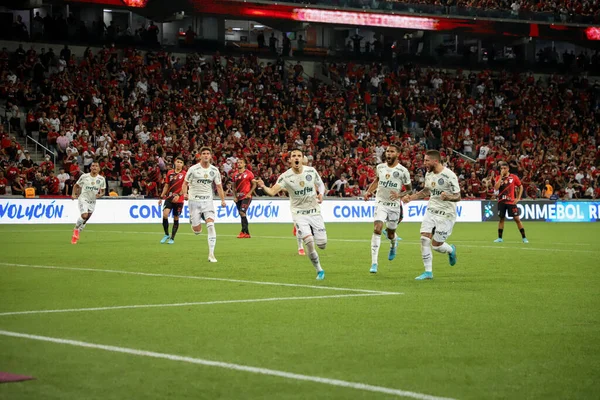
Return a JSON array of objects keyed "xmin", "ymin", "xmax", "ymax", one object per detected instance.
[
  {"xmin": 160, "ymin": 235, "xmax": 170, "ymax": 244},
  {"xmin": 522, "ymin": 238, "xmax": 529, "ymax": 244},
  {"xmin": 316, "ymin": 270, "xmax": 325, "ymax": 280},
  {"xmin": 388, "ymin": 245, "xmax": 397, "ymax": 261},
  {"xmin": 493, "ymin": 238, "xmax": 503, "ymax": 243},
  {"xmin": 415, "ymin": 271, "xmax": 433, "ymax": 280},
  {"xmin": 167, "ymin": 239, "xmax": 175, "ymax": 244},
  {"xmin": 370, "ymin": 263, "xmax": 378, "ymax": 274},
  {"xmin": 448, "ymin": 244, "xmax": 457, "ymax": 266}
]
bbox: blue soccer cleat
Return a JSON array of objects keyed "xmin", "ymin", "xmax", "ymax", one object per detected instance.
[
  {"xmin": 449, "ymin": 244, "xmax": 457, "ymax": 266},
  {"xmin": 415, "ymin": 271, "xmax": 433, "ymax": 280},
  {"xmin": 388, "ymin": 246, "xmax": 397, "ymax": 261},
  {"xmin": 167, "ymin": 239, "xmax": 175, "ymax": 244},
  {"xmin": 316, "ymin": 270, "xmax": 325, "ymax": 280},
  {"xmin": 522, "ymin": 238, "xmax": 529, "ymax": 244},
  {"xmin": 160, "ymin": 234, "xmax": 170, "ymax": 244},
  {"xmin": 493, "ymin": 238, "xmax": 503, "ymax": 243},
  {"xmin": 370, "ymin": 263, "xmax": 378, "ymax": 274}
]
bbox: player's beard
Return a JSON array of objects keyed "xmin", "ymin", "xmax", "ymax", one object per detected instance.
[{"xmin": 386, "ymin": 156, "xmax": 397, "ymax": 166}]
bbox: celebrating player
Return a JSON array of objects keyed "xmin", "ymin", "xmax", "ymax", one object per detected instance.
[
  {"xmin": 364, "ymin": 144, "xmax": 411, "ymax": 274},
  {"xmin": 71, "ymin": 161, "xmax": 106, "ymax": 244},
  {"xmin": 181, "ymin": 147, "xmax": 227, "ymax": 263},
  {"xmin": 231, "ymin": 158, "xmax": 256, "ymax": 238},
  {"xmin": 158, "ymin": 156, "xmax": 186, "ymax": 244},
  {"xmin": 256, "ymin": 149, "xmax": 327, "ymax": 280},
  {"xmin": 493, "ymin": 161, "xmax": 528, "ymax": 243},
  {"xmin": 402, "ymin": 150, "xmax": 459, "ymax": 280}
]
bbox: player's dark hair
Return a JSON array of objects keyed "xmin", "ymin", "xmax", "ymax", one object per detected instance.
[
  {"xmin": 175, "ymin": 156, "xmax": 185, "ymax": 162},
  {"xmin": 388, "ymin": 144, "xmax": 401, "ymax": 152},
  {"xmin": 498, "ymin": 161, "xmax": 509, "ymax": 168},
  {"xmin": 290, "ymin": 148, "xmax": 303, "ymax": 155},
  {"xmin": 200, "ymin": 146, "xmax": 212, "ymax": 154},
  {"xmin": 425, "ymin": 150, "xmax": 441, "ymax": 161}
]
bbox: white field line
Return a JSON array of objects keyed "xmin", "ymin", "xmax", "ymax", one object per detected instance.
[
  {"xmin": 0, "ymin": 228, "xmax": 595, "ymax": 248},
  {"xmin": 0, "ymin": 329, "xmax": 457, "ymax": 400},
  {"xmin": 0, "ymin": 263, "xmax": 402, "ymax": 296},
  {"xmin": 0, "ymin": 293, "xmax": 395, "ymax": 317}
]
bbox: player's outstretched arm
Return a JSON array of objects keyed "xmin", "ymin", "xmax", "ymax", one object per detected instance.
[
  {"xmin": 404, "ymin": 187, "xmax": 430, "ymax": 203},
  {"xmin": 256, "ymin": 179, "xmax": 282, "ymax": 197},
  {"xmin": 391, "ymin": 183, "xmax": 413, "ymax": 200}
]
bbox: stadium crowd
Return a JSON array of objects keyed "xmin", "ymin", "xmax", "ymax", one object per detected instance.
[
  {"xmin": 280, "ymin": 0, "xmax": 600, "ymax": 22},
  {"xmin": 0, "ymin": 40, "xmax": 599, "ymax": 200}
]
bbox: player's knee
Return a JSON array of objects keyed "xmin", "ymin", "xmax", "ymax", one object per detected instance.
[
  {"xmin": 420, "ymin": 236, "xmax": 431, "ymax": 248},
  {"xmin": 432, "ymin": 244, "xmax": 443, "ymax": 252},
  {"xmin": 240, "ymin": 212, "xmax": 246, "ymax": 217},
  {"xmin": 316, "ymin": 237, "xmax": 327, "ymax": 250},
  {"xmin": 173, "ymin": 216, "xmax": 179, "ymax": 221}
]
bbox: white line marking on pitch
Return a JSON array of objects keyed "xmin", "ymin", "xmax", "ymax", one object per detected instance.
[
  {"xmin": 0, "ymin": 263, "xmax": 402, "ymax": 296},
  {"xmin": 0, "ymin": 329, "xmax": 457, "ymax": 400},
  {"xmin": 0, "ymin": 293, "xmax": 396, "ymax": 317}
]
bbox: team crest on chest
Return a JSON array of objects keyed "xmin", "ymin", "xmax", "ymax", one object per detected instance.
[
  {"xmin": 385, "ymin": 174, "xmax": 390, "ymax": 180},
  {"xmin": 438, "ymin": 178, "xmax": 445, "ymax": 185},
  {"xmin": 306, "ymin": 174, "xmax": 312, "ymax": 181},
  {"xmin": 210, "ymin": 171, "xmax": 215, "ymax": 177},
  {"xmin": 96, "ymin": 179, "xmax": 100, "ymax": 184},
  {"xmin": 431, "ymin": 181, "xmax": 436, "ymax": 188},
  {"xmin": 393, "ymin": 171, "xmax": 400, "ymax": 178}
]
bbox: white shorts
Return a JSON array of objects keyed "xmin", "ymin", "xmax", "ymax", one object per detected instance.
[
  {"xmin": 78, "ymin": 198, "xmax": 96, "ymax": 214},
  {"xmin": 420, "ymin": 211, "xmax": 455, "ymax": 243},
  {"xmin": 294, "ymin": 214, "xmax": 327, "ymax": 244},
  {"xmin": 189, "ymin": 200, "xmax": 215, "ymax": 226},
  {"xmin": 374, "ymin": 202, "xmax": 403, "ymax": 230}
]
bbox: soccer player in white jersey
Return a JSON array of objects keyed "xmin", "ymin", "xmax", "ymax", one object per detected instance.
[
  {"xmin": 293, "ymin": 155, "xmax": 325, "ymax": 255},
  {"xmin": 364, "ymin": 144, "xmax": 412, "ymax": 273},
  {"xmin": 256, "ymin": 149, "xmax": 327, "ymax": 280},
  {"xmin": 71, "ymin": 161, "xmax": 106, "ymax": 244},
  {"xmin": 182, "ymin": 147, "xmax": 226, "ymax": 263},
  {"xmin": 402, "ymin": 150, "xmax": 459, "ymax": 280}
]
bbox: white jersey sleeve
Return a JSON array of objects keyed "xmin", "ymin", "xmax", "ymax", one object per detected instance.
[
  {"xmin": 276, "ymin": 166, "xmax": 322, "ymax": 215},
  {"xmin": 375, "ymin": 163, "xmax": 411, "ymax": 207},
  {"xmin": 425, "ymin": 167, "xmax": 460, "ymax": 219},
  {"xmin": 76, "ymin": 173, "xmax": 106, "ymax": 202},
  {"xmin": 186, "ymin": 164, "xmax": 221, "ymax": 200}
]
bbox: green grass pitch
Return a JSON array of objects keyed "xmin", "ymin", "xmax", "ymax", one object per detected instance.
[{"xmin": 0, "ymin": 222, "xmax": 599, "ymax": 400}]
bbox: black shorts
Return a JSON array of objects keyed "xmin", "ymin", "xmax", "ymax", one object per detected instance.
[
  {"xmin": 235, "ymin": 198, "xmax": 252, "ymax": 213},
  {"xmin": 163, "ymin": 200, "xmax": 184, "ymax": 217},
  {"xmin": 498, "ymin": 202, "xmax": 519, "ymax": 218}
]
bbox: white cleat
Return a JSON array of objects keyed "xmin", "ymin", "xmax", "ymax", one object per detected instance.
[{"xmin": 208, "ymin": 255, "xmax": 218, "ymax": 263}]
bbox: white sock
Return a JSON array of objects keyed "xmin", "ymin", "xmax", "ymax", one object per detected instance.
[
  {"xmin": 296, "ymin": 232, "xmax": 303, "ymax": 250},
  {"xmin": 304, "ymin": 237, "xmax": 323, "ymax": 272},
  {"xmin": 420, "ymin": 236, "xmax": 433, "ymax": 272},
  {"xmin": 207, "ymin": 223, "xmax": 216, "ymax": 255},
  {"xmin": 433, "ymin": 242, "xmax": 453, "ymax": 254},
  {"xmin": 371, "ymin": 233, "xmax": 381, "ymax": 264},
  {"xmin": 75, "ymin": 217, "xmax": 85, "ymax": 230},
  {"xmin": 390, "ymin": 232, "xmax": 397, "ymax": 248},
  {"xmin": 80, "ymin": 222, "xmax": 87, "ymax": 232}
]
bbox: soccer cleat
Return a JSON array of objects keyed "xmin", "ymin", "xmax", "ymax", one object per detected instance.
[
  {"xmin": 73, "ymin": 228, "xmax": 80, "ymax": 239},
  {"xmin": 243, "ymin": 233, "xmax": 251, "ymax": 238},
  {"xmin": 449, "ymin": 244, "xmax": 457, "ymax": 266},
  {"xmin": 237, "ymin": 232, "xmax": 245, "ymax": 238},
  {"xmin": 316, "ymin": 270, "xmax": 325, "ymax": 280},
  {"xmin": 522, "ymin": 238, "xmax": 529, "ymax": 244},
  {"xmin": 160, "ymin": 234, "xmax": 170, "ymax": 244},
  {"xmin": 293, "ymin": 226, "xmax": 297, "ymax": 236},
  {"xmin": 415, "ymin": 271, "xmax": 433, "ymax": 280},
  {"xmin": 493, "ymin": 238, "xmax": 504, "ymax": 243},
  {"xmin": 388, "ymin": 246, "xmax": 397, "ymax": 261},
  {"xmin": 208, "ymin": 255, "xmax": 218, "ymax": 263},
  {"xmin": 71, "ymin": 235, "xmax": 78, "ymax": 245},
  {"xmin": 298, "ymin": 248, "xmax": 305, "ymax": 256},
  {"xmin": 167, "ymin": 239, "xmax": 175, "ymax": 244},
  {"xmin": 370, "ymin": 263, "xmax": 378, "ymax": 273}
]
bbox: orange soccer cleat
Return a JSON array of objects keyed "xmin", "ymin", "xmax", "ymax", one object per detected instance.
[
  {"xmin": 243, "ymin": 233, "xmax": 251, "ymax": 238},
  {"xmin": 71, "ymin": 228, "xmax": 79, "ymax": 244},
  {"xmin": 237, "ymin": 232, "xmax": 245, "ymax": 238},
  {"xmin": 298, "ymin": 248, "xmax": 305, "ymax": 256},
  {"xmin": 293, "ymin": 226, "xmax": 297, "ymax": 236}
]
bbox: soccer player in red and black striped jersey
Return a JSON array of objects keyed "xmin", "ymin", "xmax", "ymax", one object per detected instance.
[
  {"xmin": 158, "ymin": 156, "xmax": 186, "ymax": 244},
  {"xmin": 231, "ymin": 158, "xmax": 256, "ymax": 238},
  {"xmin": 494, "ymin": 161, "xmax": 528, "ymax": 243}
]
